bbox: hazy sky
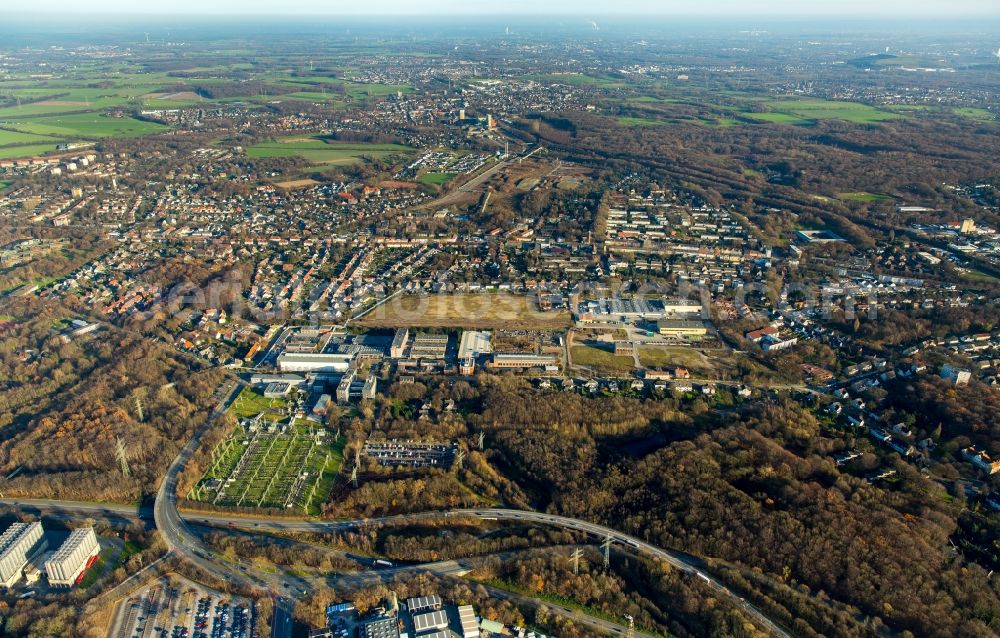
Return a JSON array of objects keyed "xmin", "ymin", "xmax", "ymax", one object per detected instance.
[{"xmin": 8, "ymin": 0, "xmax": 1000, "ymax": 16}]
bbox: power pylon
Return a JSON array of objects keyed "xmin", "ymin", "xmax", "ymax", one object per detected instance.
[
  {"xmin": 133, "ymin": 396, "xmax": 145, "ymax": 422},
  {"xmin": 455, "ymin": 450, "xmax": 466, "ymax": 469},
  {"xmin": 570, "ymin": 548, "xmax": 583, "ymax": 575},
  {"xmin": 116, "ymin": 437, "xmax": 131, "ymax": 478},
  {"xmin": 477, "ymin": 432, "xmax": 485, "ymax": 450},
  {"xmin": 602, "ymin": 534, "xmax": 613, "ymax": 568},
  {"xmin": 350, "ymin": 465, "xmax": 358, "ymax": 488}
]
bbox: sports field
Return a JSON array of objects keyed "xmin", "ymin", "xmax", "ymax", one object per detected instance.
[
  {"xmin": 356, "ymin": 292, "xmax": 572, "ymax": 329},
  {"xmin": 248, "ymin": 137, "xmax": 412, "ymax": 165}
]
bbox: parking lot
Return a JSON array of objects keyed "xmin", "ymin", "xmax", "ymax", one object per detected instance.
[{"xmin": 108, "ymin": 575, "xmax": 256, "ymax": 638}]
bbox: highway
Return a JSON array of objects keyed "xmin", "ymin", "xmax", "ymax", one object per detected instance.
[
  {"xmin": 183, "ymin": 509, "xmax": 791, "ymax": 638},
  {"xmin": 0, "ymin": 364, "xmax": 791, "ymax": 638},
  {"xmin": 3, "ymin": 495, "xmax": 791, "ymax": 638}
]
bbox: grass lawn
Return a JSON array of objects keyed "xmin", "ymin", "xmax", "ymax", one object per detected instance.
[
  {"xmin": 0, "ymin": 128, "xmax": 63, "ymax": 145},
  {"xmin": 637, "ymin": 346, "xmax": 712, "ymax": 373},
  {"xmin": 953, "ymin": 107, "xmax": 996, "ymax": 122},
  {"xmin": 418, "ymin": 172, "xmax": 457, "ymax": 186},
  {"xmin": 0, "ymin": 143, "xmax": 61, "ymax": 159},
  {"xmin": 743, "ymin": 111, "xmax": 813, "ymax": 125},
  {"xmin": 357, "ymin": 292, "xmax": 571, "ymax": 330},
  {"xmin": 229, "ymin": 387, "xmax": 289, "ymax": 420},
  {"xmin": 5, "ymin": 113, "xmax": 168, "ymax": 138},
  {"xmin": 0, "ymin": 181, "xmax": 9, "ymax": 190},
  {"xmin": 757, "ymin": 99, "xmax": 900, "ymax": 124},
  {"xmin": 617, "ymin": 116, "xmax": 663, "ymax": 127},
  {"xmin": 248, "ymin": 137, "xmax": 411, "ymax": 165},
  {"xmin": 837, "ymin": 191, "xmax": 891, "ymax": 202},
  {"xmin": 571, "ymin": 344, "xmax": 635, "ymax": 373}
]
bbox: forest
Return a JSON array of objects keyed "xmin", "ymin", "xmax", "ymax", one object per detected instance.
[
  {"xmin": 0, "ymin": 298, "xmax": 226, "ymax": 502},
  {"xmin": 314, "ymin": 374, "xmax": 1000, "ymax": 638}
]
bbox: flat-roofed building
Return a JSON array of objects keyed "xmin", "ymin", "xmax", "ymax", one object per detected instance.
[
  {"xmin": 406, "ymin": 595, "xmax": 442, "ymax": 614},
  {"xmin": 656, "ymin": 319, "xmax": 707, "ymax": 337},
  {"xmin": 409, "ymin": 334, "xmax": 449, "ymax": 360},
  {"xmin": 277, "ymin": 352, "xmax": 353, "ymax": 373},
  {"xmin": 457, "ymin": 605, "xmax": 479, "ymax": 638},
  {"xmin": 486, "ymin": 354, "xmax": 559, "ymax": 369},
  {"xmin": 0, "ymin": 522, "xmax": 45, "ymax": 588},
  {"xmin": 413, "ymin": 610, "xmax": 449, "ymax": 634},
  {"xmin": 390, "ymin": 328, "xmax": 410, "ymax": 358},
  {"xmin": 613, "ymin": 341, "xmax": 635, "ymax": 356},
  {"xmin": 458, "ymin": 331, "xmax": 492, "ymax": 360},
  {"xmin": 361, "ymin": 616, "xmax": 399, "ymax": 638},
  {"xmin": 44, "ymin": 527, "xmax": 99, "ymax": 587}
]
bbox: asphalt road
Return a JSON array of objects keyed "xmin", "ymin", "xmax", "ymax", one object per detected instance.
[
  {"xmin": 174, "ymin": 509, "xmax": 791, "ymax": 638},
  {"xmin": 1, "ymin": 496, "xmax": 790, "ymax": 638}
]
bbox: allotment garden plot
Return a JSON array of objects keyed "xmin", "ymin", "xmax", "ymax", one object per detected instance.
[{"xmin": 190, "ymin": 417, "xmax": 343, "ymax": 514}]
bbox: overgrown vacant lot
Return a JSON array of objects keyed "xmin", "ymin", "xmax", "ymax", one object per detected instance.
[{"xmin": 356, "ymin": 293, "xmax": 572, "ymax": 329}]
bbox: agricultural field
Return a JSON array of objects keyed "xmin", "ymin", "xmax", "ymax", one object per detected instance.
[
  {"xmin": 0, "ymin": 128, "xmax": 62, "ymax": 145},
  {"xmin": 3, "ymin": 112, "xmax": 168, "ymax": 138},
  {"xmin": 356, "ymin": 292, "xmax": 572, "ymax": 330},
  {"xmin": 247, "ymin": 136, "xmax": 412, "ymax": 165},
  {"xmin": 192, "ymin": 423, "xmax": 344, "ymax": 514},
  {"xmin": 570, "ymin": 343, "xmax": 635, "ymax": 374},
  {"xmin": 0, "ymin": 143, "xmax": 62, "ymax": 159}
]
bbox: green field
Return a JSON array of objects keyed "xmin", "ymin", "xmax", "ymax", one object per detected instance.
[
  {"xmin": 571, "ymin": 343, "xmax": 635, "ymax": 374},
  {"xmin": 837, "ymin": 192, "xmax": 891, "ymax": 202},
  {"xmin": 230, "ymin": 387, "xmax": 290, "ymax": 420},
  {"xmin": 0, "ymin": 143, "xmax": 62, "ymax": 159},
  {"xmin": 418, "ymin": 172, "xmax": 457, "ymax": 186},
  {"xmin": 4, "ymin": 113, "xmax": 167, "ymax": 138},
  {"xmin": 0, "ymin": 129, "xmax": 63, "ymax": 145},
  {"xmin": 741, "ymin": 99, "xmax": 900, "ymax": 126},
  {"xmin": 953, "ymin": 107, "xmax": 996, "ymax": 122},
  {"xmin": 0, "ymin": 181, "xmax": 10, "ymax": 190},
  {"xmin": 637, "ymin": 346, "xmax": 712, "ymax": 373},
  {"xmin": 617, "ymin": 116, "xmax": 664, "ymax": 127},
  {"xmin": 248, "ymin": 137, "xmax": 411, "ymax": 165}
]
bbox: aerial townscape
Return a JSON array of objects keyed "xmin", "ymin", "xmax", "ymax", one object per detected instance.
[{"xmin": 1, "ymin": 3, "xmax": 1000, "ymax": 638}]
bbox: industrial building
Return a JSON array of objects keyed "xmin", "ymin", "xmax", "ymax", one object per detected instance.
[
  {"xmin": 656, "ymin": 319, "xmax": 707, "ymax": 337},
  {"xmin": 457, "ymin": 605, "xmax": 479, "ymax": 638},
  {"xmin": 360, "ymin": 616, "xmax": 399, "ymax": 638},
  {"xmin": 44, "ymin": 527, "xmax": 100, "ymax": 587},
  {"xmin": 406, "ymin": 596, "xmax": 442, "ymax": 614},
  {"xmin": 487, "ymin": 353, "xmax": 559, "ymax": 370},
  {"xmin": 0, "ymin": 522, "xmax": 46, "ymax": 588},
  {"xmin": 277, "ymin": 352, "xmax": 353, "ymax": 373},
  {"xmin": 457, "ymin": 331, "xmax": 492, "ymax": 360},
  {"xmin": 409, "ymin": 334, "xmax": 449, "ymax": 359},
  {"xmin": 413, "ymin": 610, "xmax": 449, "ymax": 634},
  {"xmin": 390, "ymin": 328, "xmax": 410, "ymax": 358}
]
